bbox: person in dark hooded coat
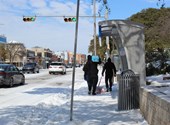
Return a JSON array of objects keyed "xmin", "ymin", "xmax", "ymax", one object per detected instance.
[
  {"xmin": 83, "ymin": 55, "xmax": 100, "ymax": 95},
  {"xmin": 83, "ymin": 55, "xmax": 91, "ymax": 94},
  {"xmin": 102, "ymin": 57, "xmax": 116, "ymax": 92}
]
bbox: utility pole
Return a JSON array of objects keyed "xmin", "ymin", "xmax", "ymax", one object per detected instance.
[
  {"xmin": 105, "ymin": 7, "xmax": 110, "ymax": 59},
  {"xmin": 93, "ymin": 0, "xmax": 97, "ymax": 55}
]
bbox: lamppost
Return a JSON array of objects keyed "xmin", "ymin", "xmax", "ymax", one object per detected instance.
[
  {"xmin": 105, "ymin": 6, "xmax": 110, "ymax": 59},
  {"xmin": 93, "ymin": 0, "xmax": 109, "ymax": 56},
  {"xmin": 93, "ymin": 0, "xmax": 97, "ymax": 55}
]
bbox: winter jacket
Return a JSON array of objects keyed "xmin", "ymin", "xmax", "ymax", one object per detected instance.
[
  {"xmin": 83, "ymin": 55, "xmax": 100, "ymax": 78},
  {"xmin": 102, "ymin": 58, "xmax": 116, "ymax": 78},
  {"xmin": 83, "ymin": 60, "xmax": 98, "ymax": 78}
]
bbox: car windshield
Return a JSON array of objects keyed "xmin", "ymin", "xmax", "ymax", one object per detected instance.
[{"xmin": 50, "ymin": 63, "xmax": 63, "ymax": 66}]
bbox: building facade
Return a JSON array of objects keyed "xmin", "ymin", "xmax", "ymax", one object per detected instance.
[
  {"xmin": 31, "ymin": 47, "xmax": 53, "ymax": 68},
  {"xmin": 56, "ymin": 51, "xmax": 86, "ymax": 65},
  {"xmin": 0, "ymin": 35, "xmax": 7, "ymax": 43},
  {"xmin": 1, "ymin": 36, "xmax": 86, "ymax": 68}
]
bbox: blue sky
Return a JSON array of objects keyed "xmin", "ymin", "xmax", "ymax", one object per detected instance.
[{"xmin": 0, "ymin": 0, "xmax": 170, "ymax": 54}]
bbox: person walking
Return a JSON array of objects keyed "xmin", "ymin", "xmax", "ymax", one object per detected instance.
[
  {"xmin": 102, "ymin": 57, "xmax": 116, "ymax": 92},
  {"xmin": 83, "ymin": 55, "xmax": 91, "ymax": 94},
  {"xmin": 83, "ymin": 55, "xmax": 100, "ymax": 95}
]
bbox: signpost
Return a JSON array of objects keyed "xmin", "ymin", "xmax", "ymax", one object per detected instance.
[{"xmin": 70, "ymin": 0, "xmax": 80, "ymax": 121}]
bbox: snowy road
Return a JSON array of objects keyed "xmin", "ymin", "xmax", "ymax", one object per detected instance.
[{"xmin": 0, "ymin": 68, "xmax": 78, "ymax": 109}]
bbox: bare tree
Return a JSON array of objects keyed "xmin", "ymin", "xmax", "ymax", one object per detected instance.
[
  {"xmin": 5, "ymin": 42, "xmax": 26, "ymax": 64},
  {"xmin": 0, "ymin": 44, "xmax": 7, "ymax": 61}
]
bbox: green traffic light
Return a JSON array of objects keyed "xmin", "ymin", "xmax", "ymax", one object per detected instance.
[
  {"xmin": 64, "ymin": 17, "xmax": 76, "ymax": 22},
  {"xmin": 23, "ymin": 16, "xmax": 36, "ymax": 22},
  {"xmin": 72, "ymin": 17, "xmax": 76, "ymax": 22},
  {"xmin": 31, "ymin": 17, "xmax": 36, "ymax": 21}
]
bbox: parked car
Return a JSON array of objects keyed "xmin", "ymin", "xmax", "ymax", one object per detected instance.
[
  {"xmin": 22, "ymin": 62, "xmax": 40, "ymax": 73},
  {"xmin": 76, "ymin": 63, "xmax": 81, "ymax": 67},
  {"xmin": 0, "ymin": 64, "xmax": 25, "ymax": 87},
  {"xmin": 66, "ymin": 63, "xmax": 73, "ymax": 68},
  {"xmin": 49, "ymin": 62, "xmax": 66, "ymax": 74}
]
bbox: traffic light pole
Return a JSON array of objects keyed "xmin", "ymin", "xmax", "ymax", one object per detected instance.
[
  {"xmin": 30, "ymin": 15, "xmax": 104, "ymax": 18},
  {"xmin": 93, "ymin": 0, "xmax": 97, "ymax": 56},
  {"xmin": 105, "ymin": 8, "xmax": 110, "ymax": 59},
  {"xmin": 23, "ymin": 15, "xmax": 104, "ymax": 22},
  {"xmin": 70, "ymin": 0, "xmax": 80, "ymax": 121}
]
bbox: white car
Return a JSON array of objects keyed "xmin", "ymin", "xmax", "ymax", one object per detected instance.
[{"xmin": 49, "ymin": 62, "xmax": 66, "ymax": 74}]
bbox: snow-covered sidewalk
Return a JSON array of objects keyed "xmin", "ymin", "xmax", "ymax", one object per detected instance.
[
  {"xmin": 0, "ymin": 69, "xmax": 148, "ymax": 125},
  {"xmin": 68, "ymin": 79, "xmax": 148, "ymax": 125}
]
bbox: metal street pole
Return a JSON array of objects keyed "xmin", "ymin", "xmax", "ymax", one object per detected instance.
[
  {"xmin": 105, "ymin": 8, "xmax": 110, "ymax": 59},
  {"xmin": 70, "ymin": 0, "xmax": 80, "ymax": 121},
  {"xmin": 34, "ymin": 15, "xmax": 104, "ymax": 18},
  {"xmin": 93, "ymin": 0, "xmax": 97, "ymax": 55}
]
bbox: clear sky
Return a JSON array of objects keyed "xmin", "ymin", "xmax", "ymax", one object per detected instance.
[{"xmin": 0, "ymin": 0, "xmax": 170, "ymax": 54}]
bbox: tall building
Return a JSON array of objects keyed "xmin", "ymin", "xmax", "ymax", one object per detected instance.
[{"xmin": 0, "ymin": 35, "xmax": 7, "ymax": 43}]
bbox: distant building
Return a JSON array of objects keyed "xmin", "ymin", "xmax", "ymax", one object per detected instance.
[
  {"xmin": 81, "ymin": 54, "xmax": 86, "ymax": 64},
  {"xmin": 0, "ymin": 35, "xmax": 7, "ymax": 43},
  {"xmin": 55, "ymin": 51, "xmax": 68, "ymax": 63},
  {"xmin": 31, "ymin": 46, "xmax": 53, "ymax": 68},
  {"xmin": 68, "ymin": 51, "xmax": 74, "ymax": 64},
  {"xmin": 56, "ymin": 51, "xmax": 86, "ymax": 65}
]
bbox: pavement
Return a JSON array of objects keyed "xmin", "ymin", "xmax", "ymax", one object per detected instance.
[{"xmin": 72, "ymin": 71, "xmax": 148, "ymax": 125}]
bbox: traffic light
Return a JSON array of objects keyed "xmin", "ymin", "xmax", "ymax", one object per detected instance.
[
  {"xmin": 23, "ymin": 16, "xmax": 36, "ymax": 22},
  {"xmin": 64, "ymin": 17, "xmax": 76, "ymax": 22}
]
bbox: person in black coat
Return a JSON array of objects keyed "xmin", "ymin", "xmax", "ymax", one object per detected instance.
[
  {"xmin": 83, "ymin": 55, "xmax": 92, "ymax": 94},
  {"xmin": 83, "ymin": 55, "xmax": 101, "ymax": 95},
  {"xmin": 102, "ymin": 57, "xmax": 116, "ymax": 92}
]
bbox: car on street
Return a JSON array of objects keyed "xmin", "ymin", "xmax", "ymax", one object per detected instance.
[
  {"xmin": 0, "ymin": 64, "xmax": 25, "ymax": 87},
  {"xmin": 76, "ymin": 63, "xmax": 81, "ymax": 67},
  {"xmin": 49, "ymin": 62, "xmax": 66, "ymax": 74},
  {"xmin": 22, "ymin": 62, "xmax": 40, "ymax": 74},
  {"xmin": 66, "ymin": 63, "xmax": 73, "ymax": 68}
]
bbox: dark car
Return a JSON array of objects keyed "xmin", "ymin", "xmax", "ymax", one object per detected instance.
[
  {"xmin": 0, "ymin": 64, "xmax": 25, "ymax": 87},
  {"xmin": 22, "ymin": 62, "xmax": 40, "ymax": 74},
  {"xmin": 66, "ymin": 63, "xmax": 73, "ymax": 68}
]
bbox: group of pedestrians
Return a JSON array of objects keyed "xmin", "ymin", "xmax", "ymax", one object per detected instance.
[{"xmin": 83, "ymin": 55, "xmax": 116, "ymax": 95}]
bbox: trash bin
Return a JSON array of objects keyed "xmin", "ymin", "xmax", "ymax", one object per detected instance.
[{"xmin": 118, "ymin": 69, "xmax": 140, "ymax": 111}]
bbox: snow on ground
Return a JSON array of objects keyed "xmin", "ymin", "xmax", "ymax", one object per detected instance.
[
  {"xmin": 0, "ymin": 68, "xmax": 155, "ymax": 125},
  {"xmin": 146, "ymin": 73, "xmax": 170, "ymax": 86},
  {"xmin": 24, "ymin": 69, "xmax": 49, "ymax": 79},
  {"xmin": 24, "ymin": 68, "xmax": 73, "ymax": 79}
]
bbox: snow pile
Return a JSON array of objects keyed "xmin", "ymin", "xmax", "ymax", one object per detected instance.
[{"xmin": 0, "ymin": 82, "xmax": 148, "ymax": 125}]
